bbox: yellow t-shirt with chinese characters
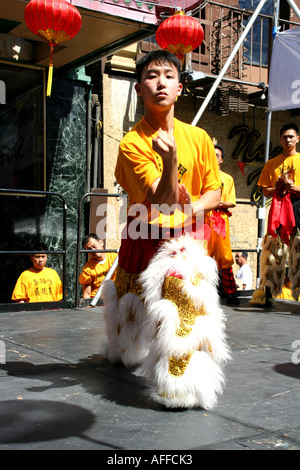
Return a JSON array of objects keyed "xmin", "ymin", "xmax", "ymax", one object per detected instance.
[
  {"xmin": 115, "ymin": 117, "xmax": 221, "ymax": 229},
  {"xmin": 11, "ymin": 267, "xmax": 63, "ymax": 303},
  {"xmin": 79, "ymin": 252, "xmax": 118, "ymax": 298},
  {"xmin": 220, "ymin": 170, "xmax": 236, "ymax": 205},
  {"xmin": 258, "ymin": 153, "xmax": 300, "ymax": 189}
]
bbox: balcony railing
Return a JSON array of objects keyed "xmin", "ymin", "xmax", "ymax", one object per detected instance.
[{"xmin": 140, "ymin": 1, "xmax": 300, "ymax": 113}]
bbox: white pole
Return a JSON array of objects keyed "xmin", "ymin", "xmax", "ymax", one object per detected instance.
[
  {"xmin": 90, "ymin": 255, "xmax": 119, "ymax": 307},
  {"xmin": 256, "ymin": 0, "xmax": 280, "ymax": 289}
]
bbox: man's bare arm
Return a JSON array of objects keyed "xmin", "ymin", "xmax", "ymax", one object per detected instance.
[
  {"xmin": 178, "ymin": 184, "xmax": 221, "ymax": 214},
  {"xmin": 263, "ymin": 186, "xmax": 276, "ymax": 198},
  {"xmin": 192, "ymin": 189, "xmax": 222, "ymax": 214},
  {"xmin": 82, "ymin": 284, "xmax": 92, "ymax": 299}
]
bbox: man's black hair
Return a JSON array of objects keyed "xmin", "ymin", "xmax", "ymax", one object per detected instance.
[
  {"xmin": 136, "ymin": 50, "xmax": 181, "ymax": 83},
  {"xmin": 214, "ymin": 144, "xmax": 224, "ymax": 158},
  {"xmin": 30, "ymin": 242, "xmax": 47, "ymax": 253},
  {"xmin": 82, "ymin": 233, "xmax": 100, "ymax": 248},
  {"xmin": 279, "ymin": 122, "xmax": 299, "ymax": 136}
]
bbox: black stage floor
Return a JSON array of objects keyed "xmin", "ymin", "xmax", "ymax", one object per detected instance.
[{"xmin": 0, "ymin": 297, "xmax": 299, "ymax": 452}]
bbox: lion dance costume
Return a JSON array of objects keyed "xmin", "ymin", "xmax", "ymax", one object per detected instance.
[
  {"xmin": 251, "ymin": 156, "xmax": 300, "ymax": 305},
  {"xmin": 103, "ymin": 234, "xmax": 231, "ymax": 409},
  {"xmin": 101, "ymin": 117, "xmax": 231, "ymax": 409}
]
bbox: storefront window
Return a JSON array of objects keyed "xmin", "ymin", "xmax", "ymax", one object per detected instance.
[{"xmin": 0, "ymin": 63, "xmax": 45, "ymax": 190}]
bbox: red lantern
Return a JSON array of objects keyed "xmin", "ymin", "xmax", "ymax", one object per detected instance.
[
  {"xmin": 155, "ymin": 10, "xmax": 204, "ymax": 65},
  {"xmin": 25, "ymin": 0, "xmax": 82, "ymax": 97}
]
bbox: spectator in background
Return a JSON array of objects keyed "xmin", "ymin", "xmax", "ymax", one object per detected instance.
[
  {"xmin": 79, "ymin": 233, "xmax": 117, "ymax": 299},
  {"xmin": 235, "ymin": 251, "xmax": 253, "ymax": 290},
  {"xmin": 208, "ymin": 144, "xmax": 238, "ymax": 305},
  {"xmin": 254, "ymin": 122, "xmax": 300, "ymax": 303},
  {"xmin": 11, "ymin": 243, "xmax": 63, "ymax": 303}
]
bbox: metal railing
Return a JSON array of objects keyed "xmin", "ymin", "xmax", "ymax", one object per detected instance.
[
  {"xmin": 75, "ymin": 193, "xmax": 264, "ymax": 305},
  {"xmin": 0, "ymin": 189, "xmax": 67, "ymax": 311},
  {"xmin": 141, "ymin": 2, "xmax": 300, "ymax": 87},
  {"xmin": 75, "ymin": 192, "xmax": 120, "ymax": 308},
  {"xmin": 0, "ymin": 190, "xmax": 264, "ymax": 310}
]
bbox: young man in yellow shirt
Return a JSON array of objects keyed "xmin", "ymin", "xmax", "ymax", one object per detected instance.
[
  {"xmin": 253, "ymin": 122, "xmax": 300, "ymax": 303},
  {"xmin": 102, "ymin": 50, "xmax": 231, "ymax": 410},
  {"xmin": 11, "ymin": 244, "xmax": 63, "ymax": 303},
  {"xmin": 208, "ymin": 144, "xmax": 239, "ymax": 305},
  {"xmin": 79, "ymin": 233, "xmax": 117, "ymax": 299}
]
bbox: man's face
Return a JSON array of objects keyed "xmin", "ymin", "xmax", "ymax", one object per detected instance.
[
  {"xmin": 31, "ymin": 254, "xmax": 47, "ymax": 270},
  {"xmin": 85, "ymin": 237, "xmax": 104, "ymax": 261},
  {"xmin": 135, "ymin": 61, "xmax": 183, "ymax": 109},
  {"xmin": 215, "ymin": 148, "xmax": 223, "ymax": 167},
  {"xmin": 280, "ymin": 129, "xmax": 299, "ymax": 153},
  {"xmin": 235, "ymin": 253, "xmax": 243, "ymax": 266}
]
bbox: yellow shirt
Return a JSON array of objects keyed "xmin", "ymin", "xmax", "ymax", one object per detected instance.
[
  {"xmin": 79, "ymin": 253, "xmax": 118, "ymax": 298},
  {"xmin": 207, "ymin": 170, "xmax": 236, "ymax": 268},
  {"xmin": 115, "ymin": 117, "xmax": 221, "ymax": 228},
  {"xmin": 11, "ymin": 267, "xmax": 63, "ymax": 303},
  {"xmin": 258, "ymin": 153, "xmax": 300, "ymax": 189},
  {"xmin": 220, "ymin": 170, "xmax": 236, "ymax": 205}
]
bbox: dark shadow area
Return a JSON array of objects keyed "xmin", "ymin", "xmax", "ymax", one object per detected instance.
[
  {"xmin": 0, "ymin": 399, "xmax": 94, "ymax": 444},
  {"xmin": 274, "ymin": 363, "xmax": 300, "ymax": 380},
  {"xmin": 0, "ymin": 396, "xmax": 124, "ymax": 448},
  {"xmin": 0, "ymin": 353, "xmax": 166, "ymax": 446},
  {"xmin": 0, "ymin": 356, "xmax": 161, "ymax": 411}
]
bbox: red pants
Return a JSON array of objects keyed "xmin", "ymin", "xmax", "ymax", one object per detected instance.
[{"xmin": 118, "ymin": 218, "xmax": 211, "ymax": 275}]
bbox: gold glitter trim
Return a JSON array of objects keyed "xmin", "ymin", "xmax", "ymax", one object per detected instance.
[
  {"xmin": 164, "ymin": 275, "xmax": 207, "ymax": 378},
  {"xmin": 191, "ymin": 272, "xmax": 203, "ymax": 286},
  {"xmin": 114, "ymin": 269, "xmax": 209, "ymax": 378},
  {"xmin": 168, "ymin": 354, "xmax": 192, "ymax": 377},
  {"xmin": 114, "ymin": 266, "xmax": 142, "ymax": 300},
  {"xmin": 168, "ymin": 340, "xmax": 212, "ymax": 378},
  {"xmin": 163, "ymin": 276, "xmax": 206, "ymax": 338}
]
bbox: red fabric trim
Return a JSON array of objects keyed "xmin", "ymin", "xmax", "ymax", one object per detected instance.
[
  {"xmin": 209, "ymin": 210, "xmax": 226, "ymax": 239},
  {"xmin": 267, "ymin": 193, "xmax": 295, "ymax": 245},
  {"xmin": 119, "ymin": 218, "xmax": 211, "ymax": 275}
]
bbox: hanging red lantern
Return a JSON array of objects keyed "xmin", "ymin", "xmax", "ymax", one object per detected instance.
[
  {"xmin": 155, "ymin": 10, "xmax": 204, "ymax": 65},
  {"xmin": 24, "ymin": 0, "xmax": 82, "ymax": 97}
]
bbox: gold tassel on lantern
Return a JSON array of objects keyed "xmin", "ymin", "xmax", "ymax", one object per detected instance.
[
  {"xmin": 47, "ymin": 46, "xmax": 54, "ymax": 97},
  {"xmin": 24, "ymin": 0, "xmax": 82, "ymax": 99}
]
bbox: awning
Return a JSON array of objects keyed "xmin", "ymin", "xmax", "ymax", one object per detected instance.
[{"xmin": 1, "ymin": 0, "xmax": 202, "ymax": 71}]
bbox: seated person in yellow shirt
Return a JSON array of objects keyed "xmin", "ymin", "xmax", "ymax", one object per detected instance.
[
  {"xmin": 11, "ymin": 243, "xmax": 63, "ymax": 303},
  {"xmin": 79, "ymin": 233, "xmax": 117, "ymax": 299}
]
